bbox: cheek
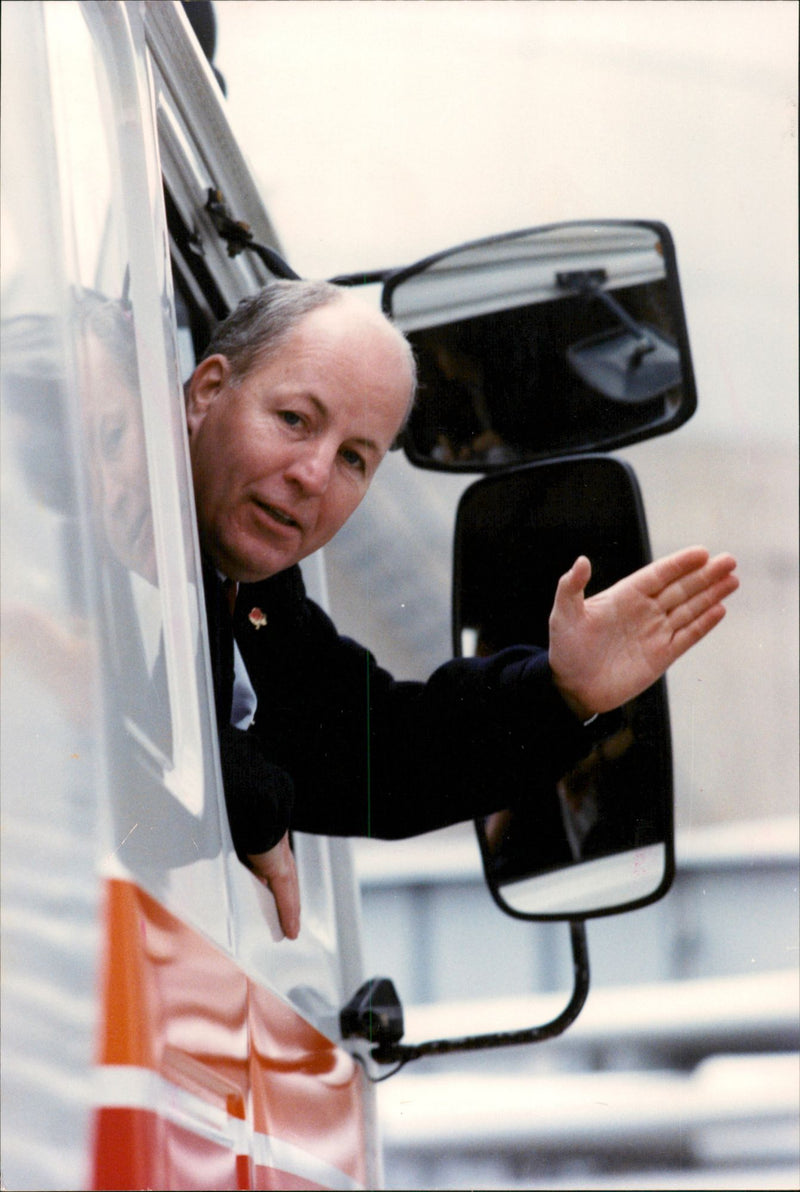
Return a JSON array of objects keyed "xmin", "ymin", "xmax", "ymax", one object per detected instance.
[
  {"xmin": 322, "ymin": 481, "xmax": 368, "ymax": 537},
  {"xmin": 190, "ymin": 437, "xmax": 224, "ymax": 531},
  {"xmin": 207, "ymin": 407, "xmax": 274, "ymax": 491},
  {"xmin": 193, "ymin": 412, "xmax": 232, "ymax": 488}
]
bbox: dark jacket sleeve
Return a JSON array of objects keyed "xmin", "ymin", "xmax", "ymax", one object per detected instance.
[
  {"xmin": 234, "ymin": 567, "xmax": 599, "ymax": 841},
  {"xmin": 217, "ymin": 725, "xmax": 294, "ymax": 854}
]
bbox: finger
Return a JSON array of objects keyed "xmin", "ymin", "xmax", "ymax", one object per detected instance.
[
  {"xmin": 270, "ymin": 859, "xmax": 301, "ymax": 940},
  {"xmin": 667, "ymin": 574, "xmax": 743, "ymax": 648},
  {"xmin": 667, "ymin": 567, "xmax": 739, "ymax": 624},
  {"xmin": 668, "ymin": 601, "xmax": 728, "ymax": 661},
  {"xmin": 659, "ymin": 553, "xmax": 738, "ymax": 614},
  {"xmin": 247, "ymin": 837, "xmax": 302, "ymax": 939},
  {"xmin": 266, "ymin": 837, "xmax": 300, "ymax": 939},
  {"xmin": 638, "ymin": 547, "xmax": 711, "ymax": 599}
]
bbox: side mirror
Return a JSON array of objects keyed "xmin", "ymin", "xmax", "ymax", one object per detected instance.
[
  {"xmin": 383, "ymin": 220, "xmax": 696, "ymax": 470},
  {"xmin": 454, "ymin": 456, "xmax": 675, "ymax": 919}
]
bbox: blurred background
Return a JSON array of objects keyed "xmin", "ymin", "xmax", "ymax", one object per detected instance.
[{"xmin": 212, "ymin": 3, "xmax": 797, "ymax": 1188}]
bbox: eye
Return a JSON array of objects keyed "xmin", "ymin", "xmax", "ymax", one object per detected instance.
[
  {"xmin": 340, "ymin": 446, "xmax": 366, "ymax": 473},
  {"xmin": 279, "ymin": 410, "xmax": 303, "ymax": 428}
]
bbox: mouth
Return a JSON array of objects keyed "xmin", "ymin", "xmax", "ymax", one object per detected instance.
[
  {"xmin": 120, "ymin": 504, "xmax": 150, "ymax": 553},
  {"xmin": 253, "ymin": 498, "xmax": 302, "ymax": 532}
]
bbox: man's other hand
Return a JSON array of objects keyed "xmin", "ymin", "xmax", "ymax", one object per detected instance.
[
  {"xmin": 549, "ymin": 546, "xmax": 739, "ymax": 721},
  {"xmin": 246, "ymin": 832, "xmax": 301, "ymax": 939}
]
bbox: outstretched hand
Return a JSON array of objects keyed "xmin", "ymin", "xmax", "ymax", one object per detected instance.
[
  {"xmin": 247, "ymin": 832, "xmax": 301, "ymax": 939},
  {"xmin": 549, "ymin": 546, "xmax": 739, "ymax": 721}
]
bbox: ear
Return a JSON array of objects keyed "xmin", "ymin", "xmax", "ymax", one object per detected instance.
[{"xmin": 186, "ymin": 355, "xmax": 230, "ymax": 437}]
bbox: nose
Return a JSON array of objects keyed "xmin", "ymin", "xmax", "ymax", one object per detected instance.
[{"xmin": 285, "ymin": 441, "xmax": 336, "ymax": 497}]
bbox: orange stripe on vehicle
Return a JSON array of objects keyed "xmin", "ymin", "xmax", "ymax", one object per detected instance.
[{"xmin": 93, "ymin": 879, "xmax": 367, "ymax": 1190}]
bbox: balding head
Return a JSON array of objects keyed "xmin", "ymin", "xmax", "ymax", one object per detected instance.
[
  {"xmin": 186, "ymin": 284, "xmax": 417, "ymax": 581},
  {"xmin": 199, "ymin": 280, "xmax": 416, "ymax": 429}
]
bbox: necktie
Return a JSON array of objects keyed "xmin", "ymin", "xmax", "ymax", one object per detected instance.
[{"xmin": 223, "ymin": 578, "xmax": 238, "ymax": 618}]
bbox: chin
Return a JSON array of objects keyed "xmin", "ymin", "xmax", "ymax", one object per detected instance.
[{"xmin": 229, "ymin": 552, "xmax": 298, "ymax": 585}]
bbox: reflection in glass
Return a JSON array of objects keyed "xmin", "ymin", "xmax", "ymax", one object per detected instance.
[
  {"xmin": 78, "ymin": 297, "xmax": 157, "ymax": 585},
  {"xmin": 42, "ymin": 0, "xmax": 174, "ymax": 769},
  {"xmin": 495, "ymin": 845, "xmax": 668, "ymax": 917},
  {"xmin": 384, "ymin": 222, "xmax": 695, "ymax": 470},
  {"xmin": 4, "ymin": 0, "xmax": 219, "ymax": 911},
  {"xmin": 479, "ymin": 701, "xmax": 669, "ymax": 916},
  {"xmin": 409, "ymin": 274, "xmax": 678, "ymax": 466},
  {"xmin": 75, "ymin": 293, "xmax": 173, "ymax": 762}
]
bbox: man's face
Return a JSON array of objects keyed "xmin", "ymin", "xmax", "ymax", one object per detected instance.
[
  {"xmin": 186, "ymin": 299, "xmax": 413, "ymax": 583},
  {"xmin": 82, "ymin": 333, "xmax": 158, "ymax": 585}
]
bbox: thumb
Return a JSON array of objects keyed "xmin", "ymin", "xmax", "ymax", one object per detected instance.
[{"xmin": 555, "ymin": 556, "xmax": 592, "ymax": 608}]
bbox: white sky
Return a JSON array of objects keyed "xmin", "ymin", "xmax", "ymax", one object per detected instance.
[{"xmin": 215, "ymin": 0, "xmax": 797, "ymax": 444}]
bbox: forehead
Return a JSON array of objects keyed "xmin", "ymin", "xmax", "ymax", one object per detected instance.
[
  {"xmin": 252, "ymin": 300, "xmax": 412, "ymax": 428},
  {"xmin": 289, "ymin": 299, "xmax": 408, "ymax": 370}
]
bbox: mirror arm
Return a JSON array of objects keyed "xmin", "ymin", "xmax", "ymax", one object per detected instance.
[
  {"xmin": 557, "ymin": 269, "xmax": 656, "ymax": 359},
  {"xmin": 204, "ymin": 189, "xmax": 300, "ymax": 280},
  {"xmin": 370, "ymin": 920, "xmax": 590, "ymax": 1067},
  {"xmin": 328, "ymin": 268, "xmax": 395, "ymax": 287},
  {"xmin": 203, "ymin": 192, "xmax": 393, "ymax": 287}
]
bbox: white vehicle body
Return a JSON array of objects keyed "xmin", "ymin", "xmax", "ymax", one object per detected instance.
[{"xmin": 2, "ymin": 3, "xmax": 378, "ymax": 1188}]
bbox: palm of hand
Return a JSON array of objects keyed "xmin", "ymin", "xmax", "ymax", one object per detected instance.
[{"xmin": 549, "ymin": 548, "xmax": 738, "ymax": 719}]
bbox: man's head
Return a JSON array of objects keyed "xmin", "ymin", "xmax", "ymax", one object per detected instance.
[
  {"xmin": 186, "ymin": 282, "xmax": 416, "ymax": 583},
  {"xmin": 72, "ymin": 295, "xmax": 162, "ymax": 585}
]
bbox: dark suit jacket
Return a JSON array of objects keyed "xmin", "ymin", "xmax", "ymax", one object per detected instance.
[{"xmin": 203, "ymin": 558, "xmax": 595, "ymax": 856}]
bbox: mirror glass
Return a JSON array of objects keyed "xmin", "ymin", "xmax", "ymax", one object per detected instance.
[
  {"xmin": 454, "ymin": 457, "xmax": 675, "ymax": 919},
  {"xmin": 384, "ymin": 221, "xmax": 696, "ymax": 470}
]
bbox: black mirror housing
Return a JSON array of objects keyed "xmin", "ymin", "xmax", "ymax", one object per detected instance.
[{"xmin": 453, "ymin": 456, "xmax": 675, "ymax": 920}]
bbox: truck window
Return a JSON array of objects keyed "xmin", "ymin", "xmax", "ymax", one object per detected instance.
[
  {"xmin": 39, "ymin": 1, "xmax": 231, "ymax": 943},
  {"xmin": 47, "ymin": 2, "xmax": 173, "ymax": 761}
]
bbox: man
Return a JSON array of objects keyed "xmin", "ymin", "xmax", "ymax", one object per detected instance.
[{"xmin": 185, "ymin": 281, "xmax": 738, "ymax": 939}]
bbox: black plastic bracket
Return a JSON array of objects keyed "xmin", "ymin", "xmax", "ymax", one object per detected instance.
[
  {"xmin": 340, "ymin": 976, "xmax": 405, "ymax": 1062},
  {"xmin": 342, "ymin": 921, "xmax": 590, "ymax": 1070},
  {"xmin": 204, "ymin": 189, "xmax": 300, "ymax": 279}
]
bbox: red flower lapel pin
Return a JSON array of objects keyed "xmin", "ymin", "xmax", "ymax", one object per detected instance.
[{"xmin": 248, "ymin": 607, "xmax": 267, "ymax": 630}]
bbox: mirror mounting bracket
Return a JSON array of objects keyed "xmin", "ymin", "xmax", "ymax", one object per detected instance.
[
  {"xmin": 204, "ymin": 188, "xmax": 300, "ymax": 279},
  {"xmin": 557, "ymin": 268, "xmax": 656, "ymax": 358},
  {"xmin": 358, "ymin": 921, "xmax": 589, "ymax": 1069},
  {"xmin": 327, "ymin": 268, "xmax": 394, "ymax": 287}
]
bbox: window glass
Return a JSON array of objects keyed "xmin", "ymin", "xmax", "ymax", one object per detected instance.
[
  {"xmin": 38, "ymin": 4, "xmax": 231, "ymax": 946},
  {"xmin": 46, "ymin": 2, "xmax": 173, "ymax": 763}
]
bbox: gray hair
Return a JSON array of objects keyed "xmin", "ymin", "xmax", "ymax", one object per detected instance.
[
  {"xmin": 201, "ymin": 280, "xmax": 342, "ymax": 381},
  {"xmin": 201, "ymin": 280, "xmax": 417, "ymax": 434}
]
